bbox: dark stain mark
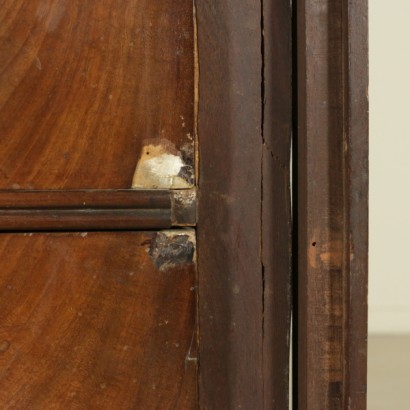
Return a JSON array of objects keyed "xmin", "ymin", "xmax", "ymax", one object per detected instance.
[
  {"xmin": 178, "ymin": 143, "xmax": 195, "ymax": 185},
  {"xmin": 178, "ymin": 165, "xmax": 195, "ymax": 185},
  {"xmin": 149, "ymin": 232, "xmax": 195, "ymax": 271},
  {"xmin": 0, "ymin": 340, "xmax": 10, "ymax": 353}
]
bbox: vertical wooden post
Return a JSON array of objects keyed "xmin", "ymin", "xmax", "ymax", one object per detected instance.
[
  {"xmin": 262, "ymin": 0, "xmax": 293, "ymax": 408},
  {"xmin": 196, "ymin": 1, "xmax": 264, "ymax": 407},
  {"xmin": 196, "ymin": 0, "xmax": 293, "ymax": 408},
  {"xmin": 297, "ymin": 0, "xmax": 368, "ymax": 408}
]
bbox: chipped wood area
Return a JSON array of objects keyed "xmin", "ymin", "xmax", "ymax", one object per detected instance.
[
  {"xmin": 132, "ymin": 139, "xmax": 194, "ymax": 189},
  {"xmin": 149, "ymin": 229, "xmax": 196, "ymax": 272},
  {"xmin": 0, "ymin": 232, "xmax": 197, "ymax": 408}
]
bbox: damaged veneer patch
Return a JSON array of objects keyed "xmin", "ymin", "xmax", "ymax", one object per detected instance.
[
  {"xmin": 148, "ymin": 230, "xmax": 196, "ymax": 272},
  {"xmin": 171, "ymin": 188, "xmax": 197, "ymax": 226},
  {"xmin": 132, "ymin": 139, "xmax": 194, "ymax": 189}
]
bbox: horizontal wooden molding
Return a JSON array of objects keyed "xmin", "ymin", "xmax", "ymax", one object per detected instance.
[{"xmin": 0, "ymin": 189, "xmax": 197, "ymax": 231}]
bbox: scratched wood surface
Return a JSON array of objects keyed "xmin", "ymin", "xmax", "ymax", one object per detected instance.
[
  {"xmin": 0, "ymin": 0, "xmax": 194, "ymax": 189},
  {"xmin": 0, "ymin": 232, "xmax": 197, "ymax": 409}
]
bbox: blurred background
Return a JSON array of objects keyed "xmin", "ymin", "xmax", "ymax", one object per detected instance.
[{"xmin": 369, "ymin": 0, "xmax": 410, "ymax": 408}]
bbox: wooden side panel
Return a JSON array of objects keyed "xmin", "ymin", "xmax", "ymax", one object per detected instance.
[
  {"xmin": 197, "ymin": 1, "xmax": 266, "ymax": 408},
  {"xmin": 0, "ymin": 0, "xmax": 194, "ymax": 189},
  {"xmin": 0, "ymin": 232, "xmax": 197, "ymax": 409},
  {"xmin": 297, "ymin": 0, "xmax": 346, "ymax": 405},
  {"xmin": 297, "ymin": 0, "xmax": 368, "ymax": 408},
  {"xmin": 345, "ymin": 0, "xmax": 369, "ymax": 407}
]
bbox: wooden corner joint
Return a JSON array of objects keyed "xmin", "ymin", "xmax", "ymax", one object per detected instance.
[{"xmin": 171, "ymin": 188, "xmax": 197, "ymax": 227}]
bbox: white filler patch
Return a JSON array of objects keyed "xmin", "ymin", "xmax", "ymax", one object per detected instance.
[{"xmin": 132, "ymin": 140, "xmax": 192, "ymax": 189}]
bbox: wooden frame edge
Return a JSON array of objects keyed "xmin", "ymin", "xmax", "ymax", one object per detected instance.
[
  {"xmin": 344, "ymin": 0, "xmax": 369, "ymax": 406},
  {"xmin": 196, "ymin": 1, "xmax": 264, "ymax": 407},
  {"xmin": 262, "ymin": 0, "xmax": 293, "ymax": 408},
  {"xmin": 196, "ymin": 0, "xmax": 293, "ymax": 408},
  {"xmin": 297, "ymin": 0, "xmax": 368, "ymax": 408}
]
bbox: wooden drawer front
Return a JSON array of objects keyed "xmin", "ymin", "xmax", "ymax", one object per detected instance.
[
  {"xmin": 0, "ymin": 0, "xmax": 194, "ymax": 190},
  {"xmin": 0, "ymin": 231, "xmax": 197, "ymax": 409}
]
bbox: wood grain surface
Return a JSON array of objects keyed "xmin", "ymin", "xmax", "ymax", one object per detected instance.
[
  {"xmin": 297, "ymin": 0, "xmax": 368, "ymax": 408},
  {"xmin": 344, "ymin": 0, "xmax": 369, "ymax": 407},
  {"xmin": 0, "ymin": 0, "xmax": 194, "ymax": 190},
  {"xmin": 0, "ymin": 209, "xmax": 172, "ymax": 231},
  {"xmin": 0, "ymin": 190, "xmax": 171, "ymax": 209},
  {"xmin": 0, "ymin": 232, "xmax": 197, "ymax": 409},
  {"xmin": 196, "ymin": 1, "xmax": 266, "ymax": 408},
  {"xmin": 196, "ymin": 0, "xmax": 295, "ymax": 406},
  {"xmin": 262, "ymin": 0, "xmax": 293, "ymax": 408},
  {"xmin": 0, "ymin": 189, "xmax": 197, "ymax": 230}
]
